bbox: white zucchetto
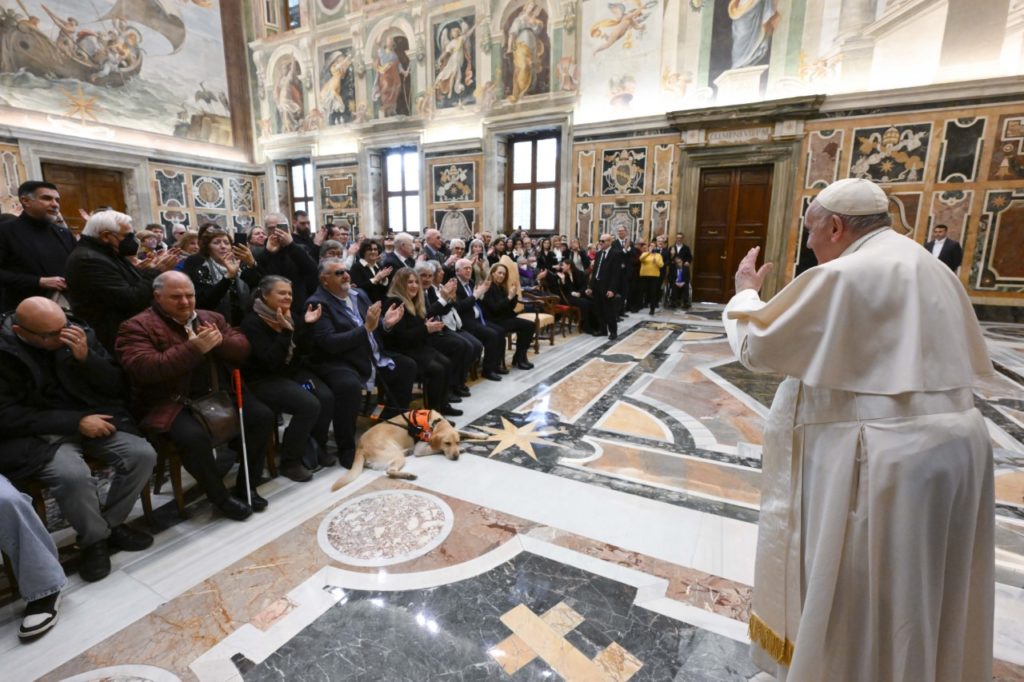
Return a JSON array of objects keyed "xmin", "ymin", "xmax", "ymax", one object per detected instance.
[{"xmin": 814, "ymin": 178, "xmax": 889, "ymax": 215}]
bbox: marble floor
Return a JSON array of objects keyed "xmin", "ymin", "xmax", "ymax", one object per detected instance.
[{"xmin": 3, "ymin": 305, "xmax": 1024, "ymax": 681}]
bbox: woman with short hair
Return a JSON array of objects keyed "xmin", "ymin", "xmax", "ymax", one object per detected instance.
[
  {"xmin": 184, "ymin": 227, "xmax": 261, "ymax": 324},
  {"xmin": 349, "ymin": 238, "xmax": 392, "ymax": 303}
]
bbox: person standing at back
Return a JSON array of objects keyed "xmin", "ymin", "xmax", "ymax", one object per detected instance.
[{"xmin": 0, "ymin": 182, "xmax": 75, "ymax": 310}]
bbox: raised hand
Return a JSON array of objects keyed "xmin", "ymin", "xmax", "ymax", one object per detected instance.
[
  {"xmin": 39, "ymin": 276, "xmax": 67, "ymax": 291},
  {"xmin": 314, "ymin": 226, "xmax": 328, "ymax": 246},
  {"xmin": 734, "ymin": 246, "xmax": 773, "ymax": 294},
  {"xmin": 232, "ymin": 244, "xmax": 255, "ymax": 266},
  {"xmin": 383, "ymin": 302, "xmax": 405, "ymax": 328},
  {"xmin": 442, "ymin": 278, "xmax": 457, "ymax": 299},
  {"xmin": 364, "ymin": 301, "xmax": 382, "ymax": 332},
  {"xmin": 59, "ymin": 324, "xmax": 89, "ymax": 362},
  {"xmin": 224, "ymin": 256, "xmax": 240, "ymax": 279},
  {"xmin": 275, "ymin": 227, "xmax": 293, "ymax": 247},
  {"xmin": 187, "ymin": 322, "xmax": 223, "ymax": 353},
  {"xmin": 304, "ymin": 303, "xmax": 323, "ymax": 324},
  {"xmin": 473, "ymin": 281, "xmax": 489, "ymax": 299}
]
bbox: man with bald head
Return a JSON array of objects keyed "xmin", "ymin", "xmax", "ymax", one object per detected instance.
[
  {"xmin": 586, "ymin": 233, "xmax": 623, "ymax": 340},
  {"xmin": 724, "ymin": 178, "xmax": 994, "ymax": 680},
  {"xmin": 422, "ymin": 228, "xmax": 445, "ymax": 264},
  {"xmin": 117, "ymin": 271, "xmax": 273, "ymax": 521},
  {"xmin": 0, "ymin": 297, "xmax": 156, "ymax": 583}
]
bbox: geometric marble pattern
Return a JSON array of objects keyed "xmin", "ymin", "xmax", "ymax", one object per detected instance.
[{"xmin": 317, "ymin": 490, "xmax": 454, "ymax": 567}]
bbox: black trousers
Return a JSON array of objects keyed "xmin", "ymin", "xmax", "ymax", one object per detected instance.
[
  {"xmin": 316, "ymin": 355, "xmax": 417, "ymax": 468},
  {"xmin": 400, "ymin": 345, "xmax": 452, "ymax": 409},
  {"xmin": 641, "ymin": 276, "xmax": 662, "ymax": 313},
  {"xmin": 493, "ymin": 315, "xmax": 534, "ymax": 361},
  {"xmin": 462, "ymin": 318, "xmax": 507, "ymax": 372},
  {"xmin": 427, "ymin": 329, "xmax": 475, "ymax": 387},
  {"xmin": 248, "ymin": 371, "xmax": 334, "ymax": 465},
  {"xmin": 167, "ymin": 386, "xmax": 273, "ymax": 504},
  {"xmin": 593, "ymin": 291, "xmax": 619, "ymax": 336}
]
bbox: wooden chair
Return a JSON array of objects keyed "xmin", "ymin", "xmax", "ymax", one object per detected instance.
[{"xmin": 517, "ymin": 291, "xmax": 558, "ymax": 352}]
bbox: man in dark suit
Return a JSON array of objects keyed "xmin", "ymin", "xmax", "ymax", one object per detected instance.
[
  {"xmin": 382, "ymin": 233, "xmax": 417, "ymax": 272},
  {"xmin": 587, "ymin": 233, "xmax": 624, "ymax": 340},
  {"xmin": 452, "ymin": 258, "xmax": 506, "ymax": 381},
  {"xmin": 422, "ymin": 228, "xmax": 446, "ymax": 264},
  {"xmin": 306, "ymin": 257, "xmax": 416, "ymax": 468},
  {"xmin": 667, "ymin": 233, "xmax": 693, "ymax": 308},
  {"xmin": 924, "ymin": 224, "xmax": 963, "ymax": 272},
  {"xmin": 0, "ymin": 181, "xmax": 75, "ymax": 310}
]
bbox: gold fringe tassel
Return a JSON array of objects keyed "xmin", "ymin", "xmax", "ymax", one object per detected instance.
[{"xmin": 748, "ymin": 612, "xmax": 795, "ymax": 666}]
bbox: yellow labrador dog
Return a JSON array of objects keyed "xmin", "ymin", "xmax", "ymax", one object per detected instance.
[{"xmin": 331, "ymin": 410, "xmax": 461, "ymax": 491}]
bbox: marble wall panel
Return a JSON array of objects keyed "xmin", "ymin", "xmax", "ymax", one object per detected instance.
[
  {"xmin": 990, "ymin": 114, "xmax": 1024, "ymax": 181},
  {"xmin": 0, "ymin": 142, "xmax": 26, "ymax": 214},
  {"xmin": 425, "ymin": 153, "xmax": 481, "ymax": 235},
  {"xmin": 889, "ymin": 191, "xmax": 922, "ymax": 237},
  {"xmin": 317, "ymin": 166, "xmax": 359, "ymax": 230},
  {"xmin": 938, "ymin": 117, "xmax": 985, "ymax": 183},
  {"xmin": 849, "ymin": 123, "xmax": 932, "ymax": 183},
  {"xmin": 929, "ymin": 190, "xmax": 974, "ymax": 242},
  {"xmin": 973, "ymin": 189, "xmax": 1024, "ymax": 291},
  {"xmin": 652, "ymin": 144, "xmax": 675, "ymax": 195},
  {"xmin": 577, "ymin": 150, "xmax": 596, "ymax": 197},
  {"xmin": 804, "ymin": 129, "xmax": 843, "ymax": 189},
  {"xmin": 150, "ymin": 163, "xmax": 262, "ymax": 239}
]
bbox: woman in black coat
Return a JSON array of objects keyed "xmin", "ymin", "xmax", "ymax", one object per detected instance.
[
  {"xmin": 185, "ymin": 227, "xmax": 261, "ymax": 325},
  {"xmin": 382, "ymin": 268, "xmax": 461, "ymax": 416},
  {"xmin": 349, "ymin": 239, "xmax": 392, "ymax": 303},
  {"xmin": 240, "ymin": 276, "xmax": 335, "ymax": 481},
  {"xmin": 480, "ymin": 263, "xmax": 534, "ymax": 370}
]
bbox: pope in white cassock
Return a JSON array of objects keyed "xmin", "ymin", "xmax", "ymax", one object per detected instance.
[{"xmin": 723, "ymin": 178, "xmax": 994, "ymax": 681}]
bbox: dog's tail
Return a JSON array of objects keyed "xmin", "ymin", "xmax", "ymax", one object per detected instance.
[{"xmin": 331, "ymin": 450, "xmax": 366, "ymax": 492}]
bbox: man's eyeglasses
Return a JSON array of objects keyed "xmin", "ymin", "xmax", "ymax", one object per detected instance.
[
  {"xmin": 20, "ymin": 321, "xmax": 70, "ymax": 340},
  {"xmin": 333, "ymin": 269, "xmax": 349, "ymax": 276}
]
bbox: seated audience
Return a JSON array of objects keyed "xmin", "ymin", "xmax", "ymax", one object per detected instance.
[
  {"xmin": 1, "ymin": 473, "xmax": 66, "ymax": 639},
  {"xmin": 319, "ymin": 239, "xmax": 343, "ymax": 262},
  {"xmin": 306, "ymin": 258, "xmax": 417, "ymax": 468},
  {"xmin": 349, "ymin": 239, "xmax": 392, "ymax": 303},
  {"xmin": 468, "ymin": 239, "xmax": 490, "ymax": 283},
  {"xmin": 66, "ymin": 210, "xmax": 178, "ymax": 352},
  {"xmin": 258, "ymin": 213, "xmax": 319, "ymax": 320},
  {"xmin": 487, "ymin": 237, "xmax": 508, "ymax": 266},
  {"xmin": 383, "ymin": 267, "xmax": 462, "ymax": 415},
  {"xmin": 185, "ymin": 227, "xmax": 261, "ymax": 325},
  {"xmin": 240, "ymin": 276, "xmax": 336, "ymax": 482},
  {"xmin": 116, "ymin": 271, "xmax": 273, "ymax": 521},
  {"xmin": 0, "ymin": 181, "xmax": 75, "ymax": 310},
  {"xmin": 481, "ymin": 263, "xmax": 535, "ymax": 370},
  {"xmin": 546, "ymin": 261, "xmax": 595, "ymax": 333},
  {"xmin": 518, "ymin": 256, "xmax": 538, "ymax": 289},
  {"xmin": 536, "ymin": 237, "xmax": 558, "ymax": 273},
  {"xmin": 668, "ymin": 255, "xmax": 690, "ymax": 309},
  {"xmin": 175, "ymin": 231, "xmax": 200, "ymax": 258},
  {"xmin": 453, "ymin": 258, "xmax": 506, "ymax": 381},
  {"xmin": 382, "ymin": 233, "xmax": 417, "ymax": 271},
  {"xmin": 415, "ymin": 261, "xmax": 475, "ymax": 397},
  {"xmin": 441, "ymin": 238, "xmax": 466, "ymax": 280},
  {"xmin": 0, "ymin": 298, "xmax": 156, "ymax": 581}
]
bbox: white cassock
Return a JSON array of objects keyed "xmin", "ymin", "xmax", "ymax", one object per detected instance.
[{"xmin": 723, "ymin": 227, "xmax": 995, "ymax": 681}]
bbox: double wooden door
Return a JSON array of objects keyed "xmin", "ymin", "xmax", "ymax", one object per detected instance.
[
  {"xmin": 692, "ymin": 165, "xmax": 773, "ymax": 303},
  {"xmin": 41, "ymin": 163, "xmax": 127, "ymax": 234}
]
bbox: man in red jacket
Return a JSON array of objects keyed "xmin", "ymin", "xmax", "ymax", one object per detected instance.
[{"xmin": 115, "ymin": 271, "xmax": 273, "ymax": 521}]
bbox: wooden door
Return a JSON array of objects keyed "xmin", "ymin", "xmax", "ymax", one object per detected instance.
[
  {"xmin": 692, "ymin": 165, "xmax": 772, "ymax": 302},
  {"xmin": 41, "ymin": 163, "xmax": 127, "ymax": 234}
]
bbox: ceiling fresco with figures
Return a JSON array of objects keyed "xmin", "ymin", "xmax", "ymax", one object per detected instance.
[
  {"xmin": 246, "ymin": 0, "xmax": 1024, "ymax": 142},
  {"xmin": 0, "ymin": 0, "xmax": 235, "ymax": 145}
]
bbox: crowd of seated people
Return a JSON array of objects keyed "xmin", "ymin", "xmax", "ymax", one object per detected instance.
[{"xmin": 0, "ymin": 179, "xmax": 697, "ymax": 642}]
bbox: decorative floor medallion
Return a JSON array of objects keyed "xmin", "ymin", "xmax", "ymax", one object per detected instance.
[{"xmin": 317, "ymin": 490, "xmax": 454, "ymax": 567}]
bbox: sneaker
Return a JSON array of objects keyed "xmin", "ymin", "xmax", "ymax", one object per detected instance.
[
  {"xmin": 107, "ymin": 524, "xmax": 154, "ymax": 552},
  {"xmin": 281, "ymin": 461, "xmax": 313, "ymax": 482},
  {"xmin": 19, "ymin": 592, "xmax": 61, "ymax": 640},
  {"xmin": 79, "ymin": 540, "xmax": 111, "ymax": 582}
]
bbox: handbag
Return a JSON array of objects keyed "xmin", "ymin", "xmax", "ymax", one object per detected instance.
[{"xmin": 185, "ymin": 362, "xmax": 241, "ymax": 446}]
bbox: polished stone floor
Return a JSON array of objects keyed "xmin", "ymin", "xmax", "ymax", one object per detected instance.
[{"xmin": 2, "ymin": 305, "xmax": 1023, "ymax": 681}]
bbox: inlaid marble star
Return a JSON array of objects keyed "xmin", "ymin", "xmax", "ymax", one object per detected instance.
[
  {"xmin": 62, "ymin": 85, "xmax": 99, "ymax": 124},
  {"xmin": 472, "ymin": 417, "xmax": 565, "ymax": 461}
]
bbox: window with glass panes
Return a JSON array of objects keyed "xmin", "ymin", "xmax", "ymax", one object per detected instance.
[
  {"xmin": 284, "ymin": 0, "xmax": 300, "ymax": 29},
  {"xmin": 507, "ymin": 133, "xmax": 559, "ymax": 233},
  {"xmin": 383, "ymin": 148, "xmax": 421, "ymax": 234},
  {"xmin": 289, "ymin": 160, "xmax": 316, "ymax": 228}
]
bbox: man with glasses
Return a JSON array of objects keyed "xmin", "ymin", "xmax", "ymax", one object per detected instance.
[
  {"xmin": 306, "ymin": 258, "xmax": 416, "ymax": 469},
  {"xmin": 0, "ymin": 181, "xmax": 75, "ymax": 310},
  {"xmin": 0, "ymin": 297, "xmax": 156, "ymax": 583},
  {"xmin": 586, "ymin": 234, "xmax": 623, "ymax": 340}
]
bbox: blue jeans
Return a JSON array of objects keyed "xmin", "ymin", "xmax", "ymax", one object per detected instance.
[{"xmin": 0, "ymin": 475, "xmax": 66, "ymax": 602}]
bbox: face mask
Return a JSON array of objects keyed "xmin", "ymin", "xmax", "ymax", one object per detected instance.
[{"xmin": 118, "ymin": 232, "xmax": 139, "ymax": 257}]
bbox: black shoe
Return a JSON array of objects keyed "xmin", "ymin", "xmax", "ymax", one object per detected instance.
[
  {"xmin": 454, "ymin": 385, "xmax": 472, "ymax": 397},
  {"xmin": 482, "ymin": 371, "xmax": 503, "ymax": 381},
  {"xmin": 79, "ymin": 540, "xmax": 111, "ymax": 582},
  {"xmin": 514, "ymin": 359, "xmax": 534, "ymax": 370},
  {"xmin": 448, "ymin": 394, "xmax": 463, "ymax": 403},
  {"xmin": 440, "ymin": 404, "xmax": 463, "ymax": 416},
  {"xmin": 496, "ymin": 367, "xmax": 510, "ymax": 375},
  {"xmin": 318, "ymin": 449, "xmax": 338, "ymax": 467},
  {"xmin": 107, "ymin": 524, "xmax": 154, "ymax": 552},
  {"xmin": 19, "ymin": 591, "xmax": 61, "ymax": 640},
  {"xmin": 649, "ymin": 309, "xmax": 656, "ymax": 315},
  {"xmin": 217, "ymin": 496, "xmax": 253, "ymax": 521},
  {"xmin": 248, "ymin": 491, "xmax": 269, "ymax": 512},
  {"xmin": 281, "ymin": 460, "xmax": 313, "ymax": 482},
  {"xmin": 608, "ymin": 333, "xmax": 618, "ymax": 340},
  {"xmin": 590, "ymin": 331, "xmax": 605, "ymax": 337}
]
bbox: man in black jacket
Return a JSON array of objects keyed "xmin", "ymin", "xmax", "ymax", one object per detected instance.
[
  {"xmin": 306, "ymin": 258, "xmax": 416, "ymax": 468},
  {"xmin": 65, "ymin": 210, "xmax": 178, "ymax": 352},
  {"xmin": 923, "ymin": 224, "xmax": 964, "ymax": 272},
  {"xmin": 259, "ymin": 213, "xmax": 319, "ymax": 320},
  {"xmin": 0, "ymin": 298, "xmax": 156, "ymax": 582},
  {"xmin": 0, "ymin": 181, "xmax": 75, "ymax": 310},
  {"xmin": 452, "ymin": 258, "xmax": 506, "ymax": 381},
  {"xmin": 382, "ymin": 233, "xmax": 417, "ymax": 272},
  {"xmin": 291, "ymin": 210, "xmax": 321, "ymax": 263},
  {"xmin": 588, "ymin": 234, "xmax": 623, "ymax": 339}
]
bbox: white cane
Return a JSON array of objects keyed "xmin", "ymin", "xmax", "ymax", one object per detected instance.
[{"xmin": 232, "ymin": 369, "xmax": 252, "ymax": 507}]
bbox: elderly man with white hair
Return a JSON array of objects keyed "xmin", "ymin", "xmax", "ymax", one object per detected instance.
[
  {"xmin": 66, "ymin": 209, "xmax": 179, "ymax": 352},
  {"xmin": 422, "ymin": 228, "xmax": 446, "ymax": 264},
  {"xmin": 724, "ymin": 178, "xmax": 994, "ymax": 681},
  {"xmin": 382, "ymin": 232, "xmax": 416, "ymax": 272}
]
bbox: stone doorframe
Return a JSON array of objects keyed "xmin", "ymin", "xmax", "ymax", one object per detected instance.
[{"xmin": 668, "ymin": 95, "xmax": 824, "ymax": 299}]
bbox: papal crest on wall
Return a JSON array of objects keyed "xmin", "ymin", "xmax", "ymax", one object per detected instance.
[
  {"xmin": 433, "ymin": 162, "xmax": 475, "ymax": 203},
  {"xmin": 601, "ymin": 148, "xmax": 646, "ymax": 195},
  {"xmin": 849, "ymin": 123, "xmax": 931, "ymax": 183},
  {"xmin": 599, "ymin": 202, "xmax": 644, "ymax": 239}
]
